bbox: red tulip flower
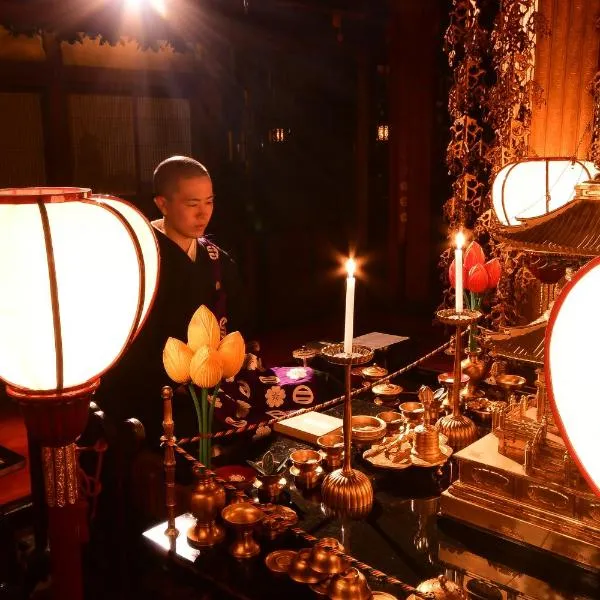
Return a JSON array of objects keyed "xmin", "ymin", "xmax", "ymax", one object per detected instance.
[
  {"xmin": 448, "ymin": 258, "xmax": 468, "ymax": 289},
  {"xmin": 484, "ymin": 258, "xmax": 501, "ymax": 289},
  {"xmin": 464, "ymin": 241, "xmax": 486, "ymax": 272},
  {"xmin": 466, "ymin": 263, "xmax": 489, "ymax": 293}
]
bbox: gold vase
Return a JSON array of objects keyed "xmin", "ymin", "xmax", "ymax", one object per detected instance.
[
  {"xmin": 187, "ymin": 466, "xmax": 226, "ymax": 548},
  {"xmin": 461, "ymin": 348, "xmax": 489, "ymax": 399}
]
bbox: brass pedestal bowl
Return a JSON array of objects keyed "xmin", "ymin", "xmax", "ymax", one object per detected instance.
[
  {"xmin": 496, "ymin": 373, "xmax": 526, "ymax": 404},
  {"xmin": 372, "ymin": 382, "xmax": 403, "ymax": 407},
  {"xmin": 399, "ymin": 401, "xmax": 425, "ymax": 428},
  {"xmin": 221, "ymin": 502, "xmax": 264, "ymax": 559}
]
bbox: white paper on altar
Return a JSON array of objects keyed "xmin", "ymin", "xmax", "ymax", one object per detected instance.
[{"xmin": 352, "ymin": 332, "xmax": 409, "ymax": 350}]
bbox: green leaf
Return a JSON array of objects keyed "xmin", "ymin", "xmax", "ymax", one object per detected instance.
[{"xmin": 261, "ymin": 451, "xmax": 275, "ymax": 475}]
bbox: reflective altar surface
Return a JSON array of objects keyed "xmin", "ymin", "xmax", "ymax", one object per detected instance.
[{"xmin": 144, "ymin": 396, "xmax": 600, "ymax": 600}]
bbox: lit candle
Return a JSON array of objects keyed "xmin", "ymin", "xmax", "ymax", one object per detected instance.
[
  {"xmin": 344, "ymin": 258, "xmax": 356, "ymax": 355},
  {"xmin": 455, "ymin": 231, "xmax": 465, "ymax": 313}
]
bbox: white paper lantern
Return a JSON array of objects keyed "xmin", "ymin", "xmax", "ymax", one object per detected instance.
[
  {"xmin": 546, "ymin": 256, "xmax": 600, "ymax": 497},
  {"xmin": 492, "ymin": 158, "xmax": 598, "ymax": 226},
  {"xmin": 0, "ymin": 187, "xmax": 159, "ymax": 393}
]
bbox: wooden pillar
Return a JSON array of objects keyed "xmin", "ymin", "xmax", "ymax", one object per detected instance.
[
  {"xmin": 387, "ymin": 0, "xmax": 441, "ymax": 305},
  {"xmin": 41, "ymin": 33, "xmax": 72, "ymax": 185},
  {"xmin": 355, "ymin": 49, "xmax": 370, "ymax": 250},
  {"xmin": 529, "ymin": 0, "xmax": 600, "ymax": 158}
]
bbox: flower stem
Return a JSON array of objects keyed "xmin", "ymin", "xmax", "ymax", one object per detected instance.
[
  {"xmin": 188, "ymin": 384, "xmax": 203, "ymax": 463},
  {"xmin": 207, "ymin": 384, "xmax": 221, "ymax": 469},
  {"xmin": 201, "ymin": 387, "xmax": 209, "ymax": 468}
]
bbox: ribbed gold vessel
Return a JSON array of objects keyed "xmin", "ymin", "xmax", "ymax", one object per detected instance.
[
  {"xmin": 436, "ymin": 413, "xmax": 477, "ymax": 451},
  {"xmin": 321, "ymin": 468, "xmax": 373, "ymax": 518}
]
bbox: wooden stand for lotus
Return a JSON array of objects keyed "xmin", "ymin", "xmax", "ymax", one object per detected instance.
[
  {"xmin": 320, "ymin": 344, "xmax": 374, "ymax": 518},
  {"xmin": 435, "ymin": 309, "xmax": 480, "ymax": 451}
]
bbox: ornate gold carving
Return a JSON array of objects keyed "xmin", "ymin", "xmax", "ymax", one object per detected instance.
[
  {"xmin": 471, "ymin": 467, "xmax": 511, "ymax": 493},
  {"xmin": 42, "ymin": 444, "xmax": 79, "ymax": 508},
  {"xmin": 525, "ymin": 484, "xmax": 570, "ymax": 512}
]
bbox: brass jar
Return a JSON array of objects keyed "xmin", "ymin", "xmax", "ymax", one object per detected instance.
[{"xmin": 187, "ymin": 466, "xmax": 226, "ymax": 548}]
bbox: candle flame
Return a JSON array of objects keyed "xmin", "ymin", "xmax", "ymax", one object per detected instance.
[
  {"xmin": 345, "ymin": 258, "xmax": 356, "ymax": 277},
  {"xmin": 455, "ymin": 231, "xmax": 465, "ymax": 249}
]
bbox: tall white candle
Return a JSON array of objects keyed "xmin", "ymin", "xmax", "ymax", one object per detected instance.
[
  {"xmin": 455, "ymin": 231, "xmax": 465, "ymax": 313},
  {"xmin": 344, "ymin": 258, "xmax": 356, "ymax": 355}
]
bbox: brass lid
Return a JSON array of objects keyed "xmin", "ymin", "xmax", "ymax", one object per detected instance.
[
  {"xmin": 362, "ymin": 364, "xmax": 388, "ymax": 379},
  {"xmin": 372, "ymin": 383, "xmax": 403, "ymax": 396}
]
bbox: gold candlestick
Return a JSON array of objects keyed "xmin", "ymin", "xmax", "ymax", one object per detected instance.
[
  {"xmin": 435, "ymin": 309, "xmax": 480, "ymax": 451},
  {"xmin": 320, "ymin": 344, "xmax": 374, "ymax": 518}
]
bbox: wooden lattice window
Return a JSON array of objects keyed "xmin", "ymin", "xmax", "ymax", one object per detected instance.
[{"xmin": 69, "ymin": 94, "xmax": 137, "ymax": 195}]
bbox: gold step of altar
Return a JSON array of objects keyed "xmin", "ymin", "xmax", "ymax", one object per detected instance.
[{"xmin": 440, "ymin": 433, "xmax": 600, "ymax": 570}]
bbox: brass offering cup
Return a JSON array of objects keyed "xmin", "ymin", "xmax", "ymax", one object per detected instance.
[
  {"xmin": 317, "ymin": 433, "xmax": 345, "ymax": 471},
  {"xmin": 351, "ymin": 415, "xmax": 387, "ymax": 447},
  {"xmin": 256, "ymin": 473, "xmax": 285, "ymax": 503},
  {"xmin": 290, "ymin": 449, "xmax": 323, "ymax": 489},
  {"xmin": 376, "ymin": 411, "xmax": 404, "ymax": 437},
  {"xmin": 399, "ymin": 401, "xmax": 425, "ymax": 427},
  {"xmin": 288, "ymin": 548, "xmax": 327, "ymax": 584},
  {"xmin": 307, "ymin": 537, "xmax": 348, "ymax": 576},
  {"xmin": 328, "ymin": 567, "xmax": 372, "ymax": 600},
  {"xmin": 221, "ymin": 502, "xmax": 264, "ymax": 559}
]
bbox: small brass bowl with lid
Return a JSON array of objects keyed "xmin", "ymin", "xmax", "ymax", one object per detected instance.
[{"xmin": 307, "ymin": 537, "xmax": 349, "ymax": 576}]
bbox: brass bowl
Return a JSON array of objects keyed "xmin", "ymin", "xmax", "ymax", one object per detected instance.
[
  {"xmin": 399, "ymin": 401, "xmax": 425, "ymax": 425},
  {"xmin": 307, "ymin": 537, "xmax": 349, "ymax": 576},
  {"xmin": 376, "ymin": 411, "xmax": 404, "ymax": 436},
  {"xmin": 496, "ymin": 374, "xmax": 526, "ymax": 390},
  {"xmin": 213, "ymin": 465, "xmax": 256, "ymax": 491},
  {"xmin": 351, "ymin": 415, "xmax": 387, "ymax": 445},
  {"xmin": 372, "ymin": 382, "xmax": 403, "ymax": 401},
  {"xmin": 290, "ymin": 448, "xmax": 322, "ymax": 474},
  {"xmin": 288, "ymin": 548, "xmax": 328, "ymax": 584},
  {"xmin": 328, "ymin": 567, "xmax": 372, "ymax": 600}
]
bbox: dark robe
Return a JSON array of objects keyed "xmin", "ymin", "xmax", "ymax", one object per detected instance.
[{"xmin": 95, "ymin": 229, "xmax": 251, "ymax": 445}]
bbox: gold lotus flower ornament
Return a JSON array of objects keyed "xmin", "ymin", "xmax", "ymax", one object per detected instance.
[
  {"xmin": 190, "ymin": 346, "xmax": 224, "ymax": 388},
  {"xmin": 161, "ymin": 305, "xmax": 246, "ymax": 468},
  {"xmin": 163, "ymin": 337, "xmax": 194, "ymax": 383},
  {"xmin": 188, "ymin": 305, "xmax": 221, "ymax": 351},
  {"xmin": 218, "ymin": 331, "xmax": 245, "ymax": 378}
]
